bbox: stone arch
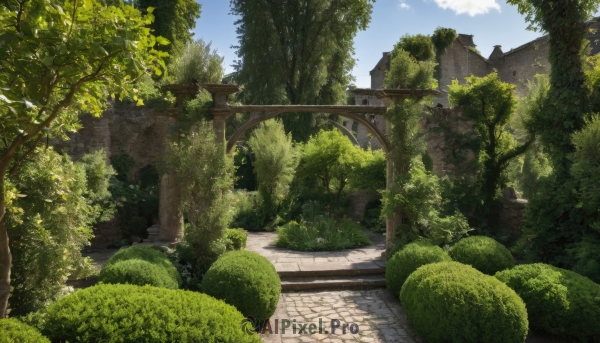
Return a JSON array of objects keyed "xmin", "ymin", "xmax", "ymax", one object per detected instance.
[{"xmin": 226, "ymin": 110, "xmax": 390, "ymax": 154}]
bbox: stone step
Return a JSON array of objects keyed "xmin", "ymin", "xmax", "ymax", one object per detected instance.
[
  {"xmin": 281, "ymin": 275, "xmax": 386, "ymax": 292},
  {"xmin": 276, "ymin": 261, "xmax": 385, "ymax": 278}
]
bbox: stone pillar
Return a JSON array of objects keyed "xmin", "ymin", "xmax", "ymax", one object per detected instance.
[
  {"xmin": 385, "ymin": 157, "xmax": 397, "ymax": 250},
  {"xmin": 203, "ymin": 84, "xmax": 241, "ymax": 146},
  {"xmin": 158, "ymin": 172, "xmax": 183, "ymax": 242}
]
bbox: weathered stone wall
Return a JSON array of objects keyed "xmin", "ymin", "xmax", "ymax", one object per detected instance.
[
  {"xmin": 347, "ymin": 191, "xmax": 373, "ymax": 221},
  {"xmin": 435, "ymin": 37, "xmax": 493, "ymax": 107},
  {"xmin": 53, "ymin": 100, "xmax": 175, "ymax": 178},
  {"xmin": 421, "ymin": 107, "xmax": 475, "ymax": 175},
  {"xmin": 53, "ymin": 101, "xmax": 177, "ymax": 248},
  {"xmin": 370, "ymin": 52, "xmax": 389, "ymax": 89}
]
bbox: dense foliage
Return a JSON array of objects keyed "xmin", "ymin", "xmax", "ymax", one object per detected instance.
[
  {"xmin": 506, "ymin": 0, "xmax": 600, "ymax": 281},
  {"xmin": 247, "ymin": 119, "xmax": 299, "ymax": 223},
  {"xmin": 109, "ymin": 151, "xmax": 159, "ymax": 240},
  {"xmin": 40, "ymin": 284, "xmax": 261, "ymax": 343},
  {"xmin": 385, "ymin": 241, "xmax": 452, "ymax": 297},
  {"xmin": 275, "ymin": 215, "xmax": 371, "ymax": 251},
  {"xmin": 0, "ymin": 0, "xmax": 167, "ymax": 316},
  {"xmin": 168, "ymin": 122, "xmax": 235, "ymax": 269},
  {"xmin": 231, "ymin": 0, "xmax": 374, "ymax": 141},
  {"xmin": 0, "ymin": 318, "xmax": 49, "ymax": 343},
  {"xmin": 131, "ymin": 0, "xmax": 201, "ymax": 57},
  {"xmin": 224, "ymin": 228, "xmax": 248, "ymax": 251},
  {"xmin": 105, "ymin": 246, "xmax": 181, "ymax": 284},
  {"xmin": 449, "ymin": 236, "xmax": 515, "ymax": 275},
  {"xmin": 400, "ymin": 262, "xmax": 528, "ymax": 343},
  {"xmin": 5, "ymin": 149, "xmax": 113, "ymax": 316},
  {"xmin": 496, "ymin": 263, "xmax": 600, "ymax": 342},
  {"xmin": 298, "ymin": 129, "xmax": 369, "ymax": 200},
  {"xmin": 170, "ymin": 39, "xmax": 225, "ymax": 85},
  {"xmin": 99, "ymin": 259, "xmax": 179, "ymax": 289},
  {"xmin": 202, "ymin": 251, "xmax": 281, "ymax": 320},
  {"xmin": 448, "ymin": 73, "xmax": 533, "ymax": 228}
]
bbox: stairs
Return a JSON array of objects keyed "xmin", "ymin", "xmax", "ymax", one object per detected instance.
[{"xmin": 278, "ymin": 261, "xmax": 386, "ymax": 292}]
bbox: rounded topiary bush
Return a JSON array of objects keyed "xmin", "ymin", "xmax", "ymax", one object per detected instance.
[
  {"xmin": 225, "ymin": 228, "xmax": 247, "ymax": 250},
  {"xmin": 106, "ymin": 246, "xmax": 181, "ymax": 285},
  {"xmin": 202, "ymin": 250, "xmax": 280, "ymax": 320},
  {"xmin": 496, "ymin": 263, "xmax": 600, "ymax": 342},
  {"xmin": 0, "ymin": 318, "xmax": 49, "ymax": 343},
  {"xmin": 400, "ymin": 261, "xmax": 528, "ymax": 343},
  {"xmin": 449, "ymin": 236, "xmax": 514, "ymax": 274},
  {"xmin": 98, "ymin": 259, "xmax": 179, "ymax": 289},
  {"xmin": 41, "ymin": 284, "xmax": 261, "ymax": 343},
  {"xmin": 385, "ymin": 241, "xmax": 452, "ymax": 297}
]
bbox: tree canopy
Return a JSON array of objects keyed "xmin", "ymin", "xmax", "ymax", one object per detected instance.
[
  {"xmin": 0, "ymin": 0, "xmax": 167, "ymax": 318},
  {"xmin": 231, "ymin": 0, "xmax": 374, "ymax": 141}
]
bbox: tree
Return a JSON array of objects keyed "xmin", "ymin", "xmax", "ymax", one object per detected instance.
[
  {"xmin": 247, "ymin": 119, "xmax": 299, "ymax": 208},
  {"xmin": 0, "ymin": 0, "xmax": 167, "ymax": 317},
  {"xmin": 506, "ymin": 0, "xmax": 600, "ymax": 270},
  {"xmin": 384, "ymin": 35, "xmax": 437, "ymax": 90},
  {"xmin": 449, "ymin": 73, "xmax": 534, "ymax": 211},
  {"xmin": 6, "ymin": 149, "xmax": 113, "ymax": 316},
  {"xmin": 231, "ymin": 0, "xmax": 374, "ymax": 141},
  {"xmin": 170, "ymin": 39, "xmax": 225, "ymax": 85},
  {"xmin": 167, "ymin": 122, "xmax": 235, "ymax": 269},
  {"xmin": 298, "ymin": 129, "xmax": 367, "ymax": 200}
]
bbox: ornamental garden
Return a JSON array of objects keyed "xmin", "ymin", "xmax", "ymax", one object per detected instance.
[{"xmin": 1, "ymin": 1, "xmax": 600, "ymax": 342}]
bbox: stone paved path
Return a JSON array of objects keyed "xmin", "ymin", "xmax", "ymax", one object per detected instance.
[{"xmin": 263, "ymin": 289, "xmax": 423, "ymax": 343}]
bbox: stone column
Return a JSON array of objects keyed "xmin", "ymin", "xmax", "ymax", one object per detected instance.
[
  {"xmin": 203, "ymin": 84, "xmax": 241, "ymax": 146},
  {"xmin": 158, "ymin": 172, "xmax": 183, "ymax": 242}
]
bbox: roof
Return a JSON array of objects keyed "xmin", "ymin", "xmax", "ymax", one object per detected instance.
[{"xmin": 370, "ymin": 52, "xmax": 390, "ymax": 74}]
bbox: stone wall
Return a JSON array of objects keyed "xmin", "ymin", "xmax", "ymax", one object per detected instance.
[
  {"xmin": 421, "ymin": 107, "xmax": 475, "ymax": 175},
  {"xmin": 435, "ymin": 37, "xmax": 493, "ymax": 107},
  {"xmin": 53, "ymin": 100, "xmax": 175, "ymax": 178},
  {"xmin": 53, "ymin": 100, "xmax": 177, "ymax": 248}
]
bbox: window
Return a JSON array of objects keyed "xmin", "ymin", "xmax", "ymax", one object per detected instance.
[{"xmin": 362, "ymin": 99, "xmax": 369, "ymax": 105}]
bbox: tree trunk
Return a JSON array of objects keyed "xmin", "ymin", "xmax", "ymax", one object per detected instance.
[{"xmin": 0, "ymin": 198, "xmax": 11, "ymax": 318}]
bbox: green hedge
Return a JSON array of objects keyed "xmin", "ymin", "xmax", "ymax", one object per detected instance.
[
  {"xmin": 106, "ymin": 246, "xmax": 181, "ymax": 285},
  {"xmin": 41, "ymin": 284, "xmax": 262, "ymax": 343},
  {"xmin": 400, "ymin": 261, "xmax": 528, "ymax": 343},
  {"xmin": 225, "ymin": 228, "xmax": 247, "ymax": 250},
  {"xmin": 202, "ymin": 250, "xmax": 280, "ymax": 320},
  {"xmin": 0, "ymin": 318, "xmax": 49, "ymax": 343},
  {"xmin": 385, "ymin": 241, "xmax": 451, "ymax": 297},
  {"xmin": 496, "ymin": 263, "xmax": 600, "ymax": 342},
  {"xmin": 98, "ymin": 259, "xmax": 179, "ymax": 289},
  {"xmin": 449, "ymin": 236, "xmax": 514, "ymax": 274}
]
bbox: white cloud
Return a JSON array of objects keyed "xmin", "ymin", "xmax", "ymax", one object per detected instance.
[
  {"xmin": 399, "ymin": 0, "xmax": 410, "ymax": 9},
  {"xmin": 433, "ymin": 0, "xmax": 500, "ymax": 16}
]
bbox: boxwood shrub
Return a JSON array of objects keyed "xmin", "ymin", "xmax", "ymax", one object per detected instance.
[
  {"xmin": 225, "ymin": 228, "xmax": 247, "ymax": 250},
  {"xmin": 0, "ymin": 318, "xmax": 49, "ymax": 343},
  {"xmin": 385, "ymin": 241, "xmax": 451, "ymax": 297},
  {"xmin": 400, "ymin": 261, "xmax": 528, "ymax": 343},
  {"xmin": 496, "ymin": 263, "xmax": 600, "ymax": 342},
  {"xmin": 449, "ymin": 236, "xmax": 514, "ymax": 274},
  {"xmin": 105, "ymin": 246, "xmax": 181, "ymax": 285},
  {"xmin": 98, "ymin": 259, "xmax": 179, "ymax": 289},
  {"xmin": 202, "ymin": 250, "xmax": 280, "ymax": 320},
  {"xmin": 41, "ymin": 284, "xmax": 262, "ymax": 343}
]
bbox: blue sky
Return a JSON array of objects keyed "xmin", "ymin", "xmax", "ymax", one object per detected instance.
[{"xmin": 191, "ymin": 1, "xmax": 584, "ymax": 88}]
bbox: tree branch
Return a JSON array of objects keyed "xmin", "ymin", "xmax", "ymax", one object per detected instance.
[{"xmin": 7, "ymin": 134, "xmax": 42, "ymax": 178}]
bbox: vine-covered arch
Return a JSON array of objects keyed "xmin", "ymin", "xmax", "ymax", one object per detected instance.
[{"xmin": 225, "ymin": 105, "xmax": 389, "ymax": 154}]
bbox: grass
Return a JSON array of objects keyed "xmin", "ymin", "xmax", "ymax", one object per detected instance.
[{"xmin": 274, "ymin": 215, "xmax": 371, "ymax": 251}]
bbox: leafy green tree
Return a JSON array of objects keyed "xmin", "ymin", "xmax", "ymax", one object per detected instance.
[
  {"xmin": 231, "ymin": 0, "xmax": 374, "ymax": 141},
  {"xmin": 298, "ymin": 129, "xmax": 368, "ymax": 200},
  {"xmin": 0, "ymin": 0, "xmax": 166, "ymax": 317},
  {"xmin": 506, "ymin": 0, "xmax": 600, "ymax": 270},
  {"xmin": 384, "ymin": 36, "xmax": 437, "ymax": 90},
  {"xmin": 348, "ymin": 149, "xmax": 386, "ymax": 193},
  {"xmin": 6, "ymin": 149, "xmax": 113, "ymax": 316},
  {"xmin": 247, "ymin": 120, "xmax": 299, "ymax": 208},
  {"xmin": 448, "ymin": 73, "xmax": 534, "ymax": 212},
  {"xmin": 170, "ymin": 39, "xmax": 225, "ymax": 85},
  {"xmin": 167, "ymin": 122, "xmax": 235, "ymax": 269},
  {"xmin": 431, "ymin": 27, "xmax": 457, "ymax": 80}
]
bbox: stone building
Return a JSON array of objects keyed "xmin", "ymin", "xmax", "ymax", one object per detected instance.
[{"xmin": 348, "ymin": 18, "xmax": 600, "ymax": 151}]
